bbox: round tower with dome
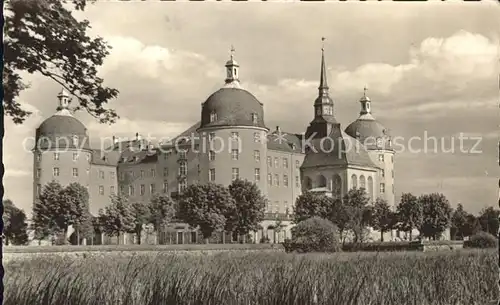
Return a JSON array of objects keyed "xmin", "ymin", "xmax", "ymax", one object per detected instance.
[
  {"xmin": 33, "ymin": 88, "xmax": 92, "ymax": 203},
  {"xmin": 197, "ymin": 47, "xmax": 269, "ymax": 193},
  {"xmin": 344, "ymin": 88, "xmax": 395, "ymax": 208}
]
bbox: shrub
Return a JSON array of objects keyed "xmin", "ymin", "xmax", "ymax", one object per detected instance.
[
  {"xmin": 286, "ymin": 217, "xmax": 341, "ymax": 253},
  {"xmin": 464, "ymin": 231, "xmax": 498, "ymax": 249}
]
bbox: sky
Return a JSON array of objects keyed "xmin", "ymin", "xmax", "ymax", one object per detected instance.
[{"xmin": 4, "ymin": 2, "xmax": 500, "ymax": 215}]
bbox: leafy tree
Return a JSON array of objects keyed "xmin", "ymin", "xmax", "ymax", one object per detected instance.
[
  {"xmin": 62, "ymin": 182, "xmax": 90, "ymax": 238},
  {"xmin": 371, "ymin": 198, "xmax": 396, "ymax": 242},
  {"xmin": 396, "ymin": 192, "xmax": 422, "ymax": 241},
  {"xmin": 130, "ymin": 202, "xmax": 151, "ymax": 245},
  {"xmin": 465, "ymin": 231, "xmax": 498, "ymax": 249},
  {"xmin": 463, "ymin": 213, "xmax": 481, "ymax": 237},
  {"xmin": 98, "ymin": 195, "xmax": 135, "ymax": 244},
  {"xmin": 148, "ymin": 194, "xmax": 176, "ymax": 232},
  {"xmin": 2, "ymin": 199, "xmax": 29, "ymax": 245},
  {"xmin": 177, "ymin": 183, "xmax": 235, "ymax": 243},
  {"xmin": 418, "ymin": 193, "xmax": 452, "ymax": 240},
  {"xmin": 478, "ymin": 207, "xmax": 500, "ymax": 236},
  {"xmin": 285, "ymin": 217, "xmax": 341, "ymax": 253},
  {"xmin": 32, "ymin": 181, "xmax": 65, "ymax": 240},
  {"xmin": 294, "ymin": 191, "xmax": 333, "ymax": 223},
  {"xmin": 451, "ymin": 203, "xmax": 468, "ymax": 240},
  {"xmin": 341, "ymin": 188, "xmax": 371, "ymax": 243},
  {"xmin": 70, "ymin": 211, "xmax": 93, "ymax": 245},
  {"xmin": 4, "ymin": 0, "xmax": 119, "ymax": 124},
  {"xmin": 227, "ymin": 179, "xmax": 266, "ymax": 241}
]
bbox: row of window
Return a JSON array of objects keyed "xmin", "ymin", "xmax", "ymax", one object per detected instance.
[
  {"xmin": 37, "ymin": 152, "xmax": 90, "ymax": 162},
  {"xmin": 266, "ymin": 156, "xmax": 300, "ymax": 169},
  {"xmin": 266, "ymin": 201, "xmax": 293, "ymax": 214},
  {"xmin": 46, "ymin": 167, "xmax": 116, "ymax": 179},
  {"xmin": 207, "ymin": 168, "xmax": 299, "ymax": 188},
  {"xmin": 209, "ymin": 112, "xmax": 259, "ymax": 124}
]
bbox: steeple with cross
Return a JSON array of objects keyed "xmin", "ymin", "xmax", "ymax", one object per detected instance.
[
  {"xmin": 359, "ymin": 86, "xmax": 373, "ymax": 117},
  {"xmin": 313, "ymin": 37, "xmax": 334, "ymax": 119},
  {"xmin": 224, "ymin": 45, "xmax": 240, "ymax": 87}
]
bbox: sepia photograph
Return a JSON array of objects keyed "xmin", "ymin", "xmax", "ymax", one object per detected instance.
[{"xmin": 2, "ymin": 1, "xmax": 499, "ymax": 304}]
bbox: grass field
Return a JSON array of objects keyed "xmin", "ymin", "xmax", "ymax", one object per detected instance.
[{"xmin": 4, "ymin": 249, "xmax": 497, "ymax": 305}]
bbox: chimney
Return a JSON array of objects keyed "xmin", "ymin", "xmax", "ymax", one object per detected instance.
[
  {"xmin": 136, "ymin": 132, "xmax": 141, "ymax": 141},
  {"xmin": 276, "ymin": 126, "xmax": 281, "ymax": 133},
  {"xmin": 112, "ymin": 136, "xmax": 118, "ymax": 144}
]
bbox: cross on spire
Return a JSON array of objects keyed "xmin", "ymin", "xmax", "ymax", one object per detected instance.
[
  {"xmin": 321, "ymin": 37, "xmax": 326, "ymax": 52},
  {"xmin": 363, "ymin": 86, "xmax": 368, "ymax": 97},
  {"xmin": 230, "ymin": 45, "xmax": 235, "ymax": 60}
]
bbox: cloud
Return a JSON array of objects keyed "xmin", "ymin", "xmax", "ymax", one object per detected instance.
[{"xmin": 4, "ymin": 169, "xmax": 31, "ymax": 178}]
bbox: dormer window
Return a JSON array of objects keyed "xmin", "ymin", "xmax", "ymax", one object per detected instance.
[
  {"xmin": 72, "ymin": 135, "xmax": 79, "ymax": 146},
  {"xmin": 251, "ymin": 113, "xmax": 258, "ymax": 124},
  {"xmin": 210, "ymin": 111, "xmax": 217, "ymax": 122}
]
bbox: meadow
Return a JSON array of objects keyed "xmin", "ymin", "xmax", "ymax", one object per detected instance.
[{"xmin": 4, "ymin": 249, "xmax": 497, "ymax": 305}]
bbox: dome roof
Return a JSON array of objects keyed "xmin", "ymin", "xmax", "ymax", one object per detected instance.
[
  {"xmin": 345, "ymin": 119, "xmax": 391, "ymax": 150},
  {"xmin": 35, "ymin": 114, "xmax": 90, "ymax": 150},
  {"xmin": 199, "ymin": 88, "xmax": 266, "ymax": 129}
]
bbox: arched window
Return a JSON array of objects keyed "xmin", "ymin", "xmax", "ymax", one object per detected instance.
[
  {"xmin": 367, "ymin": 176, "xmax": 374, "ymax": 200},
  {"xmin": 332, "ymin": 174, "xmax": 342, "ymax": 198},
  {"xmin": 179, "ymin": 161, "xmax": 187, "ymax": 176},
  {"xmin": 359, "ymin": 175, "xmax": 366, "ymax": 190},
  {"xmin": 210, "ymin": 111, "xmax": 217, "ymax": 122},
  {"xmin": 351, "ymin": 174, "xmax": 358, "ymax": 190},
  {"xmin": 304, "ymin": 176, "xmax": 312, "ymax": 191},
  {"xmin": 317, "ymin": 175, "xmax": 327, "ymax": 188}
]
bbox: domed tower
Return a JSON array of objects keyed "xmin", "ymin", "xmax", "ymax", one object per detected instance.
[
  {"xmin": 33, "ymin": 88, "xmax": 92, "ymax": 203},
  {"xmin": 197, "ymin": 47, "xmax": 269, "ymax": 193},
  {"xmin": 345, "ymin": 88, "xmax": 395, "ymax": 207}
]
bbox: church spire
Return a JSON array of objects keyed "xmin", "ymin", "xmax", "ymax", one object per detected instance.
[
  {"xmin": 319, "ymin": 37, "xmax": 329, "ymax": 94},
  {"xmin": 55, "ymin": 87, "xmax": 73, "ymax": 116},
  {"xmin": 224, "ymin": 45, "xmax": 241, "ymax": 88},
  {"xmin": 358, "ymin": 86, "xmax": 375, "ymax": 120}
]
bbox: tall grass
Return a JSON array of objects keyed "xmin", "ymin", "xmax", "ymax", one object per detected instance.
[{"xmin": 4, "ymin": 249, "xmax": 497, "ymax": 305}]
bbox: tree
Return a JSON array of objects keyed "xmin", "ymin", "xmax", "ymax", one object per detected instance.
[
  {"xmin": 32, "ymin": 181, "xmax": 65, "ymax": 241},
  {"xmin": 463, "ymin": 213, "xmax": 481, "ymax": 237},
  {"xmin": 418, "ymin": 193, "xmax": 452, "ymax": 240},
  {"xmin": 396, "ymin": 192, "xmax": 422, "ymax": 241},
  {"xmin": 177, "ymin": 183, "xmax": 235, "ymax": 243},
  {"xmin": 340, "ymin": 188, "xmax": 371, "ymax": 243},
  {"xmin": 478, "ymin": 207, "xmax": 500, "ymax": 236},
  {"xmin": 98, "ymin": 195, "xmax": 135, "ymax": 244},
  {"xmin": 2, "ymin": 199, "xmax": 29, "ymax": 245},
  {"xmin": 62, "ymin": 182, "xmax": 91, "ymax": 240},
  {"xmin": 371, "ymin": 198, "xmax": 396, "ymax": 242},
  {"xmin": 451, "ymin": 203, "xmax": 468, "ymax": 240},
  {"xmin": 130, "ymin": 202, "xmax": 150, "ymax": 245},
  {"xmin": 294, "ymin": 191, "xmax": 333, "ymax": 223},
  {"xmin": 227, "ymin": 179, "xmax": 266, "ymax": 241},
  {"xmin": 148, "ymin": 194, "xmax": 176, "ymax": 231},
  {"xmin": 4, "ymin": 0, "xmax": 119, "ymax": 124},
  {"xmin": 286, "ymin": 217, "xmax": 341, "ymax": 253}
]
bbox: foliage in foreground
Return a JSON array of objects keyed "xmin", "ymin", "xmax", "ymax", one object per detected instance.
[
  {"xmin": 285, "ymin": 217, "xmax": 341, "ymax": 253},
  {"xmin": 4, "ymin": 250, "xmax": 496, "ymax": 305},
  {"xmin": 464, "ymin": 231, "xmax": 498, "ymax": 249}
]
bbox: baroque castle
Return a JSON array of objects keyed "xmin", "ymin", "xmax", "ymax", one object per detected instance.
[{"xmin": 32, "ymin": 45, "xmax": 395, "ymax": 243}]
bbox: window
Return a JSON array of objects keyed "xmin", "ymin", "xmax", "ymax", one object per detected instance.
[
  {"xmin": 267, "ymin": 156, "xmax": 272, "ymax": 167},
  {"xmin": 99, "ymin": 186, "xmax": 104, "ymax": 195},
  {"xmin": 129, "ymin": 185, "xmax": 135, "ymax": 196},
  {"xmin": 295, "ymin": 175, "xmax": 300, "ymax": 187},
  {"xmin": 254, "ymin": 168, "xmax": 261, "ymax": 182},
  {"xmin": 252, "ymin": 113, "xmax": 258, "ymax": 124},
  {"xmin": 232, "ymin": 168, "xmax": 239, "ymax": 181},
  {"xmin": 283, "ymin": 158, "xmax": 288, "ymax": 169},
  {"xmin": 381, "ymin": 169, "xmax": 385, "ymax": 177},
  {"xmin": 295, "ymin": 160, "xmax": 300, "ymax": 168},
  {"xmin": 36, "ymin": 168, "xmax": 41, "ymax": 178},
  {"xmin": 129, "ymin": 171, "xmax": 134, "ymax": 179},
  {"xmin": 150, "ymin": 183, "xmax": 156, "ymax": 194},
  {"xmin": 254, "ymin": 132, "xmax": 260, "ymax": 143},
  {"xmin": 72, "ymin": 168, "xmax": 78, "ymax": 177},
  {"xmin": 37, "ymin": 184, "xmax": 42, "ymax": 196},
  {"xmin": 179, "ymin": 150, "xmax": 187, "ymax": 159},
  {"xmin": 179, "ymin": 161, "xmax": 187, "ymax": 176},
  {"xmin": 274, "ymin": 201, "xmax": 279, "ymax": 213},
  {"xmin": 209, "ymin": 132, "xmax": 215, "ymax": 141},
  {"xmin": 120, "ymin": 185, "xmax": 125, "ymax": 195},
  {"xmin": 252, "ymin": 150, "xmax": 260, "ymax": 162},
  {"xmin": 36, "ymin": 154, "xmax": 41, "ymax": 162},
  {"xmin": 178, "ymin": 180, "xmax": 187, "ymax": 193},
  {"xmin": 163, "ymin": 181, "xmax": 168, "ymax": 193},
  {"xmin": 110, "ymin": 186, "xmax": 115, "ymax": 195},
  {"xmin": 164, "ymin": 153, "xmax": 168, "ymax": 160},
  {"xmin": 140, "ymin": 184, "xmax": 145, "ymax": 196},
  {"xmin": 54, "ymin": 153, "xmax": 59, "ymax": 160},
  {"xmin": 72, "ymin": 153, "xmax": 78, "ymax": 161},
  {"xmin": 53, "ymin": 167, "xmax": 60, "ymax": 176},
  {"xmin": 380, "ymin": 183, "xmax": 385, "ymax": 193},
  {"xmin": 231, "ymin": 132, "xmax": 239, "ymax": 139},
  {"xmin": 378, "ymin": 154, "xmax": 384, "ymax": 162},
  {"xmin": 274, "ymin": 174, "xmax": 280, "ymax": 186},
  {"xmin": 209, "ymin": 150, "xmax": 216, "ymax": 161},
  {"xmin": 120, "ymin": 172, "xmax": 125, "ymax": 181},
  {"xmin": 267, "ymin": 174, "xmax": 272, "ymax": 186},
  {"xmin": 283, "ymin": 175, "xmax": 289, "ymax": 187},
  {"xmin": 209, "ymin": 168, "xmax": 216, "ymax": 181},
  {"xmin": 163, "ymin": 167, "xmax": 169, "ymax": 177},
  {"xmin": 110, "ymin": 171, "xmax": 115, "ymax": 180},
  {"xmin": 72, "ymin": 135, "xmax": 79, "ymax": 146},
  {"xmin": 99, "ymin": 170, "xmax": 105, "ymax": 179},
  {"xmin": 151, "ymin": 169, "xmax": 156, "ymax": 178},
  {"xmin": 274, "ymin": 157, "xmax": 279, "ymax": 168},
  {"xmin": 231, "ymin": 149, "xmax": 239, "ymax": 160},
  {"xmin": 210, "ymin": 111, "xmax": 217, "ymax": 122}
]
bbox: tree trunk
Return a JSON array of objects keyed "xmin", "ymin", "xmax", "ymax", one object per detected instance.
[
  {"xmin": 77, "ymin": 229, "xmax": 80, "ymax": 246},
  {"xmin": 117, "ymin": 232, "xmax": 121, "ymax": 245},
  {"xmin": 380, "ymin": 230, "xmax": 384, "ymax": 242},
  {"xmin": 136, "ymin": 227, "xmax": 142, "ymax": 245},
  {"xmin": 222, "ymin": 231, "xmax": 225, "ymax": 244},
  {"xmin": 204, "ymin": 237, "xmax": 209, "ymax": 244},
  {"xmin": 409, "ymin": 230, "xmax": 412, "ymax": 241}
]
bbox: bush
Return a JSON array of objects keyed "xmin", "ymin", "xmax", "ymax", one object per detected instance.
[
  {"xmin": 464, "ymin": 231, "xmax": 498, "ymax": 249},
  {"xmin": 285, "ymin": 217, "xmax": 341, "ymax": 253}
]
